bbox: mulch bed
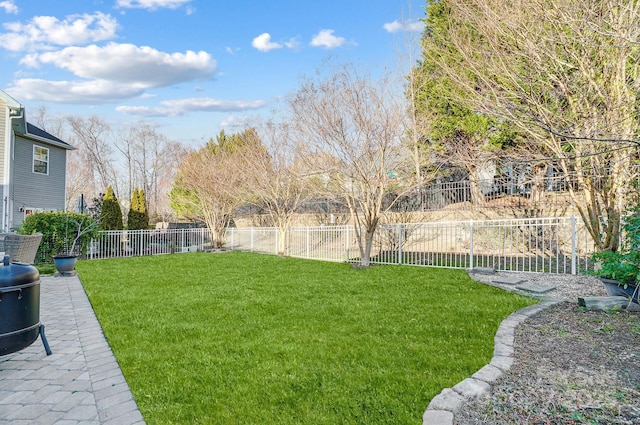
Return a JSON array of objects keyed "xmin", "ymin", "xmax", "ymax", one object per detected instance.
[{"xmin": 454, "ymin": 302, "xmax": 640, "ymax": 424}]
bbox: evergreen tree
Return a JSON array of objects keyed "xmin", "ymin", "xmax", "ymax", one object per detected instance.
[
  {"xmin": 100, "ymin": 186, "xmax": 123, "ymax": 230},
  {"xmin": 139, "ymin": 189, "xmax": 149, "ymax": 229},
  {"xmin": 128, "ymin": 188, "xmax": 149, "ymax": 230},
  {"xmin": 127, "ymin": 188, "xmax": 139, "ymax": 229}
]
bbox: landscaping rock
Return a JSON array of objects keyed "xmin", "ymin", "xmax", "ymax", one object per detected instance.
[
  {"xmin": 427, "ymin": 388, "xmax": 465, "ymax": 413},
  {"xmin": 493, "ymin": 342, "xmax": 512, "ymax": 357},
  {"xmin": 423, "ymin": 409, "xmax": 454, "ymax": 425},
  {"xmin": 515, "ymin": 283, "xmax": 556, "ymax": 294},
  {"xmin": 452, "ymin": 378, "xmax": 490, "ymax": 399},
  {"xmin": 472, "ymin": 364, "xmax": 503, "ymax": 384},
  {"xmin": 490, "ymin": 355, "xmax": 514, "ymax": 371},
  {"xmin": 492, "ymin": 276, "xmax": 525, "ymax": 285},
  {"xmin": 470, "ymin": 267, "xmax": 496, "ymax": 275},
  {"xmin": 577, "ymin": 296, "xmax": 640, "ymax": 311}
]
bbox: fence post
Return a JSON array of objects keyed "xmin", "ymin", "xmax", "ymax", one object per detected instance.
[
  {"xmin": 469, "ymin": 220, "xmax": 474, "ymax": 270},
  {"xmin": 571, "ymin": 216, "xmax": 577, "ymax": 275},
  {"xmin": 345, "ymin": 226, "xmax": 350, "ymax": 262},
  {"xmin": 306, "ymin": 227, "xmax": 310, "ymax": 259},
  {"xmin": 397, "ymin": 223, "xmax": 403, "ymax": 265}
]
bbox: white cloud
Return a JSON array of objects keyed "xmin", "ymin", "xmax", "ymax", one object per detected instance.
[
  {"xmin": 310, "ymin": 29, "xmax": 345, "ymax": 49},
  {"xmin": 0, "ymin": 12, "xmax": 118, "ymax": 52},
  {"xmin": 116, "ymin": 97, "xmax": 267, "ymax": 118},
  {"xmin": 8, "ymin": 43, "xmax": 216, "ymax": 104},
  {"xmin": 220, "ymin": 114, "xmax": 255, "ymax": 129},
  {"xmin": 22, "ymin": 43, "xmax": 216, "ymax": 88},
  {"xmin": 116, "ymin": 0, "xmax": 191, "ymax": 10},
  {"xmin": 383, "ymin": 19, "xmax": 424, "ymax": 33},
  {"xmin": 252, "ymin": 33, "xmax": 282, "ymax": 52},
  {"xmin": 160, "ymin": 97, "xmax": 267, "ymax": 112},
  {"xmin": 116, "ymin": 105, "xmax": 181, "ymax": 117},
  {"xmin": 284, "ymin": 37, "xmax": 301, "ymax": 50},
  {"xmin": 0, "ymin": 1, "xmax": 18, "ymax": 14},
  {"xmin": 6, "ymin": 79, "xmax": 146, "ymax": 104}
]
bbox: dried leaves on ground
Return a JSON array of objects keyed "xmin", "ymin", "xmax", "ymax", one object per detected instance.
[{"xmin": 455, "ymin": 302, "xmax": 640, "ymax": 425}]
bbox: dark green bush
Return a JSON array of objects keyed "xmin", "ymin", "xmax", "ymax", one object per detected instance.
[
  {"xmin": 591, "ymin": 198, "xmax": 640, "ymax": 284},
  {"xmin": 20, "ymin": 212, "xmax": 98, "ymax": 263}
]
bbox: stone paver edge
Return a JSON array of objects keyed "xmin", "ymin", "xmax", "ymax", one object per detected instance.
[
  {"xmin": 70, "ymin": 276, "xmax": 146, "ymax": 425},
  {"xmin": 421, "ymin": 300, "xmax": 563, "ymax": 425}
]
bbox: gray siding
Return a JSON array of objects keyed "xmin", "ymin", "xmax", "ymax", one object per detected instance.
[{"xmin": 12, "ymin": 135, "xmax": 67, "ymax": 229}]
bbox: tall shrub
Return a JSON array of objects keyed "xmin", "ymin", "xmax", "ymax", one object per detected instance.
[
  {"xmin": 128, "ymin": 188, "xmax": 149, "ymax": 230},
  {"xmin": 100, "ymin": 186, "xmax": 123, "ymax": 230}
]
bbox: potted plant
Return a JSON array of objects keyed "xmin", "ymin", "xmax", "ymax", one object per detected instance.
[
  {"xmin": 590, "ymin": 200, "xmax": 640, "ymax": 304},
  {"xmin": 52, "ymin": 214, "xmax": 98, "ymax": 273}
]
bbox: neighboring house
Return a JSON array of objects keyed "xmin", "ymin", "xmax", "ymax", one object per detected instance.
[{"xmin": 0, "ymin": 89, "xmax": 74, "ymax": 231}]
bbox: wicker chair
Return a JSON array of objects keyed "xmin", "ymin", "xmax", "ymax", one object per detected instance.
[{"xmin": 0, "ymin": 233, "xmax": 43, "ymax": 264}]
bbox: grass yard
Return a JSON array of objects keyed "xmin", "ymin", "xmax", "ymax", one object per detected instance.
[{"xmin": 76, "ymin": 252, "xmax": 535, "ymax": 425}]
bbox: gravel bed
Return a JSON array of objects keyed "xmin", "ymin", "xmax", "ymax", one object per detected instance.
[
  {"xmin": 467, "ymin": 270, "xmax": 607, "ymax": 301},
  {"xmin": 453, "ymin": 271, "xmax": 640, "ymax": 424}
]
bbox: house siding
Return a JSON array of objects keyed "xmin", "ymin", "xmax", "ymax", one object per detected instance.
[
  {"xmin": 0, "ymin": 99, "xmax": 6, "ymax": 225},
  {"xmin": 12, "ymin": 135, "xmax": 67, "ymax": 230}
]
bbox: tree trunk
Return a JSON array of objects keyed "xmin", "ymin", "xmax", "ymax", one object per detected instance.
[
  {"xmin": 469, "ymin": 168, "xmax": 486, "ymax": 206},
  {"xmin": 277, "ymin": 227, "xmax": 287, "ymax": 256},
  {"xmin": 529, "ymin": 164, "xmax": 547, "ymax": 206},
  {"xmin": 360, "ymin": 227, "xmax": 376, "ymax": 268},
  {"xmin": 212, "ymin": 227, "xmax": 226, "ymax": 249}
]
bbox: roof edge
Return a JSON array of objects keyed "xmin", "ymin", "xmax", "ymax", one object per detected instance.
[
  {"xmin": 23, "ymin": 122, "xmax": 75, "ymax": 150},
  {"xmin": 0, "ymin": 89, "xmax": 22, "ymax": 110},
  {"xmin": 21, "ymin": 132, "xmax": 76, "ymax": 151}
]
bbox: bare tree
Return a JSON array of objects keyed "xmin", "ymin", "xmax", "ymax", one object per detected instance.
[
  {"xmin": 239, "ymin": 122, "xmax": 310, "ymax": 255},
  {"xmin": 291, "ymin": 64, "xmax": 412, "ymax": 266},
  {"xmin": 64, "ymin": 150, "xmax": 95, "ymax": 211},
  {"xmin": 29, "ymin": 107, "xmax": 85, "ymax": 211},
  {"xmin": 115, "ymin": 124, "xmax": 186, "ymax": 222},
  {"xmin": 153, "ymin": 140, "xmax": 188, "ymax": 223},
  {"xmin": 170, "ymin": 138, "xmax": 247, "ymax": 248},
  {"xmin": 33, "ymin": 106, "xmax": 65, "ymax": 138},
  {"xmin": 394, "ymin": 11, "xmax": 430, "ymax": 184},
  {"xmin": 422, "ymin": 0, "xmax": 640, "ymax": 251},
  {"xmin": 66, "ymin": 115, "xmax": 116, "ymax": 197},
  {"xmin": 432, "ymin": 132, "xmax": 496, "ymax": 206}
]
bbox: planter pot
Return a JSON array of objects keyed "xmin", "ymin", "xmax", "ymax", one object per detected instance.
[
  {"xmin": 52, "ymin": 255, "xmax": 78, "ymax": 273},
  {"xmin": 599, "ymin": 278, "xmax": 639, "ymax": 304}
]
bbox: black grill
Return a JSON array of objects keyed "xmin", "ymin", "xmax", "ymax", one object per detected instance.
[{"xmin": 0, "ymin": 255, "xmax": 51, "ymax": 356}]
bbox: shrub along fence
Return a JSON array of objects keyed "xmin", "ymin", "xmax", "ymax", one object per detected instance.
[{"xmin": 86, "ymin": 216, "xmax": 595, "ymax": 274}]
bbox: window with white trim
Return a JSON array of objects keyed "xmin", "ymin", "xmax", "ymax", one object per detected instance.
[
  {"xmin": 33, "ymin": 145, "xmax": 49, "ymax": 175},
  {"xmin": 24, "ymin": 208, "xmax": 43, "ymax": 217}
]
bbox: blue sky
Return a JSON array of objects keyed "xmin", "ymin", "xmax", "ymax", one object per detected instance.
[{"xmin": 0, "ymin": 0, "xmax": 425, "ymax": 147}]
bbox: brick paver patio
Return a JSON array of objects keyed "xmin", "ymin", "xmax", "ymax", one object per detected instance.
[{"xmin": 0, "ymin": 275, "xmax": 145, "ymax": 425}]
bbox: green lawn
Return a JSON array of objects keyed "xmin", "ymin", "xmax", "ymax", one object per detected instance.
[{"xmin": 76, "ymin": 252, "xmax": 535, "ymax": 425}]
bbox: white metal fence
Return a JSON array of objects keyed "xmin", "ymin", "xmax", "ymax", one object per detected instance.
[
  {"xmin": 87, "ymin": 216, "xmax": 596, "ymax": 274},
  {"xmin": 225, "ymin": 216, "xmax": 594, "ymax": 274},
  {"xmin": 86, "ymin": 228, "xmax": 212, "ymax": 259}
]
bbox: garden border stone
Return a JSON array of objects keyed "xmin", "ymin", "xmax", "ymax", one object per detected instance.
[{"xmin": 422, "ymin": 300, "xmax": 562, "ymax": 425}]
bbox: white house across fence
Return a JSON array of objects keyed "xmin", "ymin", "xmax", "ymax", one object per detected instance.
[{"xmin": 87, "ymin": 216, "xmax": 596, "ymax": 274}]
